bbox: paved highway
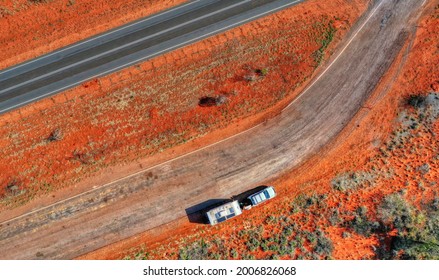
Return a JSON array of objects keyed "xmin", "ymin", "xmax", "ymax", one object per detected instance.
[
  {"xmin": 0, "ymin": 0, "xmax": 426, "ymax": 259},
  {"xmin": 0, "ymin": 0, "xmax": 303, "ymax": 114}
]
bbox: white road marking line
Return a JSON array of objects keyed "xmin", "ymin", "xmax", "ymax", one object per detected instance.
[
  {"xmin": 0, "ymin": 0, "xmax": 301, "ymax": 114},
  {"xmin": 0, "ymin": 1, "xmax": 250, "ymax": 95},
  {"xmin": 282, "ymin": 0, "xmax": 384, "ymax": 112},
  {"xmin": 0, "ymin": 0, "xmax": 202, "ymax": 76},
  {"xmin": 0, "ymin": 123, "xmax": 263, "ymax": 225}
]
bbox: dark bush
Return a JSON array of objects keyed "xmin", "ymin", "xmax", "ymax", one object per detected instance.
[
  {"xmin": 255, "ymin": 68, "xmax": 268, "ymax": 76},
  {"xmin": 198, "ymin": 96, "xmax": 217, "ymax": 107},
  {"xmin": 47, "ymin": 128, "xmax": 62, "ymax": 142},
  {"xmin": 198, "ymin": 95, "xmax": 228, "ymax": 107},
  {"xmin": 407, "ymin": 94, "xmax": 426, "ymax": 108},
  {"xmin": 4, "ymin": 179, "xmax": 22, "ymax": 197},
  {"xmin": 314, "ymin": 235, "xmax": 334, "ymax": 256}
]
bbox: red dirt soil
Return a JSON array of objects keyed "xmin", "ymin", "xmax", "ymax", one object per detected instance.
[
  {"xmin": 0, "ymin": 0, "xmax": 368, "ymax": 211},
  {"xmin": 81, "ymin": 1, "xmax": 439, "ymax": 260},
  {"xmin": 0, "ymin": 0, "xmax": 187, "ymax": 70}
]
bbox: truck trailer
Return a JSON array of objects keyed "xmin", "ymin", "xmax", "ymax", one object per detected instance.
[{"xmin": 206, "ymin": 200, "xmax": 242, "ymax": 225}]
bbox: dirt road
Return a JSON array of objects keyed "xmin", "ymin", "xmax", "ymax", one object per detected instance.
[{"xmin": 0, "ymin": 0, "xmax": 426, "ymax": 259}]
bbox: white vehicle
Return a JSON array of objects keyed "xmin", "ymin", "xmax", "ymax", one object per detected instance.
[
  {"xmin": 247, "ymin": 186, "xmax": 276, "ymax": 207},
  {"xmin": 206, "ymin": 200, "xmax": 242, "ymax": 225}
]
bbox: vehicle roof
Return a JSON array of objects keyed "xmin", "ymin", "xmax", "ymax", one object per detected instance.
[
  {"xmin": 249, "ymin": 186, "xmax": 276, "ymax": 205},
  {"xmin": 206, "ymin": 201, "xmax": 242, "ymax": 225}
]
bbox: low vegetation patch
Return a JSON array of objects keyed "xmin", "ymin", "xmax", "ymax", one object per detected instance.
[
  {"xmin": 377, "ymin": 194, "xmax": 439, "ymax": 259},
  {"xmin": 312, "ymin": 21, "xmax": 337, "ymax": 66},
  {"xmin": 346, "ymin": 206, "xmax": 380, "ymax": 237},
  {"xmin": 331, "ymin": 171, "xmax": 376, "ymax": 192},
  {"xmin": 124, "ymin": 193, "xmax": 334, "ymax": 260}
]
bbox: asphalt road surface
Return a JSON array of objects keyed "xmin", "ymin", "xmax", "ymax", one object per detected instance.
[
  {"xmin": 0, "ymin": 0, "xmax": 303, "ymax": 114},
  {"xmin": 0, "ymin": 0, "xmax": 426, "ymax": 259}
]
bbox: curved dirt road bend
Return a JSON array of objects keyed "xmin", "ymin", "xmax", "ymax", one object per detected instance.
[{"xmin": 0, "ymin": 0, "xmax": 426, "ymax": 259}]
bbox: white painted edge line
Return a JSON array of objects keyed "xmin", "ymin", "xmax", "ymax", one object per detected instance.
[
  {"xmin": 0, "ymin": 0, "xmax": 202, "ymax": 76},
  {"xmin": 0, "ymin": 0, "xmax": 251, "ymax": 95},
  {"xmin": 0, "ymin": 0, "xmax": 301, "ymax": 114},
  {"xmin": 281, "ymin": 0, "xmax": 384, "ymax": 112},
  {"xmin": 0, "ymin": 123, "xmax": 263, "ymax": 225},
  {"xmin": 0, "ymin": 1, "xmax": 304, "ymax": 225}
]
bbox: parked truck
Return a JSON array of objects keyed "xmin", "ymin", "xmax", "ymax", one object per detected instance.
[
  {"xmin": 206, "ymin": 186, "xmax": 277, "ymax": 225},
  {"xmin": 206, "ymin": 200, "xmax": 242, "ymax": 226}
]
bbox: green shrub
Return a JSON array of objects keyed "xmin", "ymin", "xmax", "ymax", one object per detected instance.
[
  {"xmin": 261, "ymin": 240, "xmax": 269, "ymax": 252},
  {"xmin": 376, "ymin": 195, "xmax": 439, "ymax": 259},
  {"xmin": 269, "ymin": 243, "xmax": 279, "ymax": 252},
  {"xmin": 378, "ymin": 194, "xmax": 414, "ymax": 231},
  {"xmin": 348, "ymin": 206, "xmax": 380, "ymax": 237},
  {"xmin": 312, "ymin": 21, "xmax": 337, "ymax": 65},
  {"xmin": 329, "ymin": 208, "xmax": 342, "ymax": 226},
  {"xmin": 230, "ymin": 248, "xmax": 238, "ymax": 258},
  {"xmin": 246, "ymin": 237, "xmax": 260, "ymax": 252},
  {"xmin": 314, "ymin": 235, "xmax": 334, "ymax": 257},
  {"xmin": 178, "ymin": 239, "xmax": 210, "ymax": 260}
]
